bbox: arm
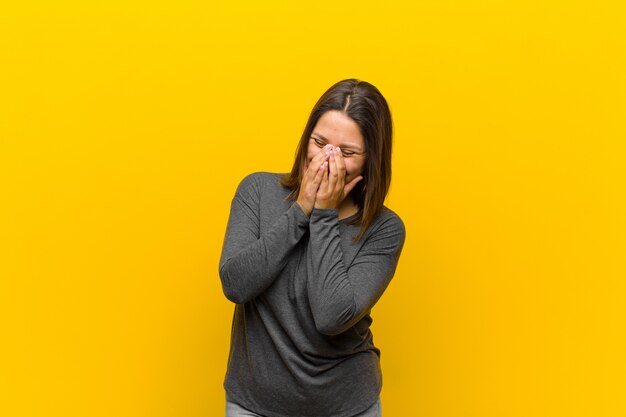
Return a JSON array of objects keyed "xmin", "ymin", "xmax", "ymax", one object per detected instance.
[
  {"xmin": 306, "ymin": 208, "xmax": 406, "ymax": 336},
  {"xmin": 218, "ymin": 173, "xmax": 310, "ymax": 304}
]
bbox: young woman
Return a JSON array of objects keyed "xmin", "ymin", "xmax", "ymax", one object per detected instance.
[{"xmin": 219, "ymin": 79, "xmax": 406, "ymax": 417}]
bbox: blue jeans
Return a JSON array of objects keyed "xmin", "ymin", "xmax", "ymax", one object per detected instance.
[{"xmin": 225, "ymin": 393, "xmax": 382, "ymax": 417}]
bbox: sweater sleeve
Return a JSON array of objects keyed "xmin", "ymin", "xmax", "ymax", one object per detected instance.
[
  {"xmin": 306, "ymin": 208, "xmax": 406, "ymax": 336},
  {"xmin": 218, "ymin": 173, "xmax": 311, "ymax": 304}
]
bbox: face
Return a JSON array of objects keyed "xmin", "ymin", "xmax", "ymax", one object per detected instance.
[{"xmin": 305, "ymin": 110, "xmax": 367, "ymax": 187}]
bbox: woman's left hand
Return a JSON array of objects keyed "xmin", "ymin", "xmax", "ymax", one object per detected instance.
[{"xmin": 314, "ymin": 146, "xmax": 363, "ymax": 210}]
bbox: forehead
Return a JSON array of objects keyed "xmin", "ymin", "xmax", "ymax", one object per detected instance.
[{"xmin": 312, "ymin": 110, "xmax": 364, "ymax": 146}]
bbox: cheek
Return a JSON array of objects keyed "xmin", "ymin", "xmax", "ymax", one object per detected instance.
[
  {"xmin": 306, "ymin": 145, "xmax": 317, "ymax": 162},
  {"xmin": 345, "ymin": 160, "xmax": 361, "ymax": 176},
  {"xmin": 304, "ymin": 146, "xmax": 318, "ymax": 170}
]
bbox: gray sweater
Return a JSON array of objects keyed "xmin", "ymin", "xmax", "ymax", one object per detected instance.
[{"xmin": 219, "ymin": 172, "xmax": 406, "ymax": 417}]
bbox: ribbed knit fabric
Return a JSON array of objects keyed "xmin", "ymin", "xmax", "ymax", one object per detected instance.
[{"xmin": 219, "ymin": 172, "xmax": 406, "ymax": 417}]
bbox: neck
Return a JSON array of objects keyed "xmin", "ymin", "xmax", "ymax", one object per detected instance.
[{"xmin": 338, "ymin": 195, "xmax": 358, "ymax": 219}]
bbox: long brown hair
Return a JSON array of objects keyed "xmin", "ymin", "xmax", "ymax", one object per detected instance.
[{"xmin": 279, "ymin": 78, "xmax": 394, "ymax": 243}]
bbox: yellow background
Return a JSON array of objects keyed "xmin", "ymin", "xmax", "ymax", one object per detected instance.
[{"xmin": 1, "ymin": 1, "xmax": 625, "ymax": 416}]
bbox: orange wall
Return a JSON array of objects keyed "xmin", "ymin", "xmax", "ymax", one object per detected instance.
[{"xmin": 1, "ymin": 1, "xmax": 625, "ymax": 416}]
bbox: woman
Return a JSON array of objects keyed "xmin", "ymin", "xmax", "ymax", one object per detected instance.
[{"xmin": 219, "ymin": 79, "xmax": 406, "ymax": 417}]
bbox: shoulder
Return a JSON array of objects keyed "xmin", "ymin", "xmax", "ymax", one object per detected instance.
[
  {"xmin": 234, "ymin": 171, "xmax": 288, "ymax": 196},
  {"xmin": 356, "ymin": 205, "xmax": 406, "ymax": 258},
  {"xmin": 377, "ymin": 206, "xmax": 406, "ymax": 232},
  {"xmin": 365, "ymin": 206, "xmax": 406, "ymax": 243}
]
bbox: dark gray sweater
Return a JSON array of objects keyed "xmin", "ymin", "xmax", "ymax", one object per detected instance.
[{"xmin": 219, "ymin": 172, "xmax": 406, "ymax": 417}]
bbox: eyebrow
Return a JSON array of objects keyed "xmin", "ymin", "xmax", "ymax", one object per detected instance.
[{"xmin": 311, "ymin": 132, "xmax": 363, "ymax": 152}]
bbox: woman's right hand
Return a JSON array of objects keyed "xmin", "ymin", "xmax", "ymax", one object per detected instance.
[{"xmin": 296, "ymin": 145, "xmax": 331, "ymax": 217}]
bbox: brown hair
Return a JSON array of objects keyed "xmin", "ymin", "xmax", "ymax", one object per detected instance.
[{"xmin": 279, "ymin": 78, "xmax": 394, "ymax": 243}]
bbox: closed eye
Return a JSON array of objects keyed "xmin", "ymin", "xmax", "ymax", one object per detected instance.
[{"xmin": 312, "ymin": 138, "xmax": 355, "ymax": 156}]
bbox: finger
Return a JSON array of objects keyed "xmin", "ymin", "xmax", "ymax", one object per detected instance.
[
  {"xmin": 315, "ymin": 144, "xmax": 332, "ymax": 162},
  {"xmin": 328, "ymin": 148, "xmax": 338, "ymax": 189},
  {"xmin": 309, "ymin": 147, "xmax": 330, "ymax": 177},
  {"xmin": 335, "ymin": 147, "xmax": 347, "ymax": 180},
  {"xmin": 334, "ymin": 147, "xmax": 346, "ymax": 191},
  {"xmin": 313, "ymin": 160, "xmax": 327, "ymax": 186},
  {"xmin": 344, "ymin": 175, "xmax": 363, "ymax": 196}
]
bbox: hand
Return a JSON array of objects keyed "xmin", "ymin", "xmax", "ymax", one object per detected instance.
[
  {"xmin": 296, "ymin": 145, "xmax": 332, "ymax": 217},
  {"xmin": 314, "ymin": 146, "xmax": 363, "ymax": 210}
]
